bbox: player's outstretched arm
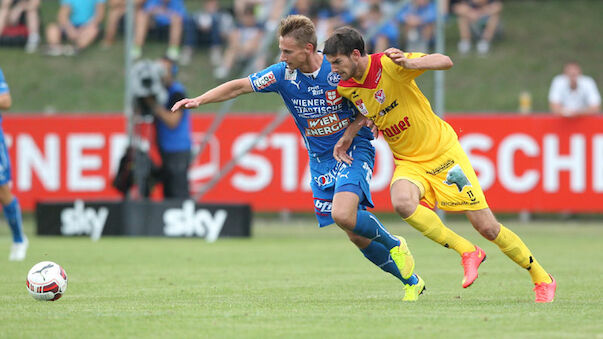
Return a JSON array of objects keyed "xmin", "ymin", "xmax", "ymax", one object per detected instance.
[
  {"xmin": 384, "ymin": 48, "xmax": 453, "ymax": 71},
  {"xmin": 171, "ymin": 78, "xmax": 253, "ymax": 112}
]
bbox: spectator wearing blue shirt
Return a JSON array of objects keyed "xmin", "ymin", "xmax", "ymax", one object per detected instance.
[
  {"xmin": 44, "ymin": 0, "xmax": 105, "ymax": 56},
  {"xmin": 358, "ymin": 3, "xmax": 399, "ymax": 53},
  {"xmin": 133, "ymin": 0, "xmax": 187, "ymax": 60},
  {"xmin": 0, "ymin": 68, "xmax": 27, "ymax": 261},
  {"xmin": 397, "ymin": 0, "xmax": 436, "ymax": 53},
  {"xmin": 316, "ymin": 0, "xmax": 355, "ymax": 49}
]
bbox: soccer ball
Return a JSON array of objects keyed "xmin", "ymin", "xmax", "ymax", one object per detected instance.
[{"xmin": 26, "ymin": 261, "xmax": 68, "ymax": 301}]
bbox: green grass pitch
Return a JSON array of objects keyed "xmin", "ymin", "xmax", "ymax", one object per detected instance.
[{"xmin": 1, "ymin": 215, "xmax": 602, "ymax": 338}]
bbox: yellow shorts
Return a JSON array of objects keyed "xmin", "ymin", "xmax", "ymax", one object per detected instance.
[{"xmin": 391, "ymin": 142, "xmax": 489, "ymax": 211}]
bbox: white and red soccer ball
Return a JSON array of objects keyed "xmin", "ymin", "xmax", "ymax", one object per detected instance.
[{"xmin": 26, "ymin": 261, "xmax": 68, "ymax": 301}]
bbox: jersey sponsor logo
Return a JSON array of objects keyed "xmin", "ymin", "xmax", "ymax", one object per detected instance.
[
  {"xmin": 308, "ymin": 85, "xmax": 324, "ymax": 96},
  {"xmin": 327, "ymin": 72, "xmax": 341, "ymax": 86},
  {"xmin": 314, "ymin": 198, "xmax": 332, "ymax": 214},
  {"xmin": 325, "ymin": 89, "xmax": 342, "ymax": 106},
  {"xmin": 378, "ymin": 99, "xmax": 398, "ymax": 116},
  {"xmin": 284, "ymin": 68, "xmax": 297, "ymax": 81},
  {"xmin": 252, "ymin": 71, "xmax": 276, "ymax": 90},
  {"xmin": 355, "ymin": 99, "xmax": 370, "ymax": 116},
  {"xmin": 443, "ymin": 164, "xmax": 472, "ymax": 192},
  {"xmin": 305, "ymin": 113, "xmax": 350, "ymax": 136},
  {"xmin": 382, "ymin": 115, "xmax": 410, "ymax": 138},
  {"xmin": 374, "ymin": 89, "xmax": 386, "ymax": 104}
]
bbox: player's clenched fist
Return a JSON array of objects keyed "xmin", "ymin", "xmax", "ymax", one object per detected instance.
[{"xmin": 384, "ymin": 48, "xmax": 408, "ymax": 66}]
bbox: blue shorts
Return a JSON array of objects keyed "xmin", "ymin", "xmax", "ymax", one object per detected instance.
[
  {"xmin": 0, "ymin": 125, "xmax": 12, "ymax": 185},
  {"xmin": 310, "ymin": 140, "xmax": 375, "ymax": 227}
]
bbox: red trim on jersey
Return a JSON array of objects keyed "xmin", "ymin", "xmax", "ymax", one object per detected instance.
[{"xmin": 338, "ymin": 53, "xmax": 384, "ymax": 89}]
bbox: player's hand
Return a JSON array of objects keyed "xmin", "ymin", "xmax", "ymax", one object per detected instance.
[
  {"xmin": 171, "ymin": 98, "xmax": 200, "ymax": 112},
  {"xmin": 384, "ymin": 48, "xmax": 408, "ymax": 67},
  {"xmin": 333, "ymin": 136, "xmax": 354, "ymax": 165},
  {"xmin": 361, "ymin": 118, "xmax": 379, "ymax": 139}
]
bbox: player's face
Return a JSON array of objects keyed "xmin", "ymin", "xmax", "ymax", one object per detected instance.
[
  {"xmin": 326, "ymin": 53, "xmax": 358, "ymax": 81},
  {"xmin": 279, "ymin": 36, "xmax": 311, "ymax": 71}
]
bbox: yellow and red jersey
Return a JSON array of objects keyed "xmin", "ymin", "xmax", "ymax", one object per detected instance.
[{"xmin": 337, "ymin": 52, "xmax": 458, "ymax": 162}]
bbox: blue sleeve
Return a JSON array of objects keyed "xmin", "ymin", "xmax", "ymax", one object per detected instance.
[
  {"xmin": 248, "ymin": 63, "xmax": 285, "ymax": 93},
  {"xmin": 0, "ymin": 69, "xmax": 8, "ymax": 95}
]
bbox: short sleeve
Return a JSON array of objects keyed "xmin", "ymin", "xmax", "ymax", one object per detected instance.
[
  {"xmin": 248, "ymin": 63, "xmax": 285, "ymax": 93},
  {"xmin": 383, "ymin": 52, "xmax": 427, "ymax": 80}
]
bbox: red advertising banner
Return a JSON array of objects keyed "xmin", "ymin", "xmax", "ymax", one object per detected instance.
[{"xmin": 3, "ymin": 114, "xmax": 602, "ymax": 212}]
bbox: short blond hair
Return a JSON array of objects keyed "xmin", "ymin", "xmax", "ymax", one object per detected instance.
[{"xmin": 278, "ymin": 15, "xmax": 317, "ymax": 51}]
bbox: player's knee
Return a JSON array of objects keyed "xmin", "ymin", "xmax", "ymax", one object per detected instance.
[
  {"xmin": 475, "ymin": 222, "xmax": 499, "ymax": 240},
  {"xmin": 391, "ymin": 194, "xmax": 418, "ymax": 218},
  {"xmin": 331, "ymin": 209, "xmax": 355, "ymax": 231}
]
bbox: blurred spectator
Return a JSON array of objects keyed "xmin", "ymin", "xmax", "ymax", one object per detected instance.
[
  {"xmin": 397, "ymin": 0, "xmax": 436, "ymax": 53},
  {"xmin": 548, "ymin": 62, "xmax": 601, "ymax": 117},
  {"xmin": 180, "ymin": 0, "xmax": 233, "ymax": 66},
  {"xmin": 359, "ymin": 3, "xmax": 398, "ymax": 53},
  {"xmin": 133, "ymin": 0, "xmax": 186, "ymax": 61},
  {"xmin": 290, "ymin": 0, "xmax": 315, "ymax": 18},
  {"xmin": 44, "ymin": 0, "xmax": 106, "ymax": 56},
  {"xmin": 316, "ymin": 0, "xmax": 355, "ymax": 48},
  {"xmin": 0, "ymin": 0, "xmax": 41, "ymax": 53},
  {"xmin": 453, "ymin": 0, "xmax": 502, "ymax": 55},
  {"xmin": 234, "ymin": 0, "xmax": 284, "ymax": 31},
  {"xmin": 214, "ymin": 4, "xmax": 264, "ymax": 79},
  {"xmin": 0, "ymin": 67, "xmax": 28, "ymax": 261},
  {"xmin": 133, "ymin": 57, "xmax": 192, "ymax": 198},
  {"xmin": 101, "ymin": 0, "xmax": 144, "ymax": 47}
]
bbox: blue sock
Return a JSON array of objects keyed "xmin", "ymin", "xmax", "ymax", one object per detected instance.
[
  {"xmin": 360, "ymin": 241, "xmax": 418, "ymax": 285},
  {"xmin": 4, "ymin": 198, "xmax": 24, "ymax": 243},
  {"xmin": 353, "ymin": 210, "xmax": 400, "ymax": 250}
]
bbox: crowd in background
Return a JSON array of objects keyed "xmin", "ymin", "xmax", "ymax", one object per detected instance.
[{"xmin": 0, "ymin": 0, "xmax": 503, "ymax": 72}]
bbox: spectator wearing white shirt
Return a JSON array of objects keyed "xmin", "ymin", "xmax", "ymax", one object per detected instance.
[{"xmin": 549, "ymin": 62, "xmax": 601, "ymax": 117}]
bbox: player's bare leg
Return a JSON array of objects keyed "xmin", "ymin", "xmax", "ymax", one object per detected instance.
[
  {"xmin": 393, "ymin": 179, "xmax": 482, "ymax": 287},
  {"xmin": 466, "ymin": 208, "xmax": 556, "ymax": 302}
]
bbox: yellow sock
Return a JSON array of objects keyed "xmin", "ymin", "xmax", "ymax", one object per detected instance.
[
  {"xmin": 404, "ymin": 205, "xmax": 475, "ymax": 255},
  {"xmin": 492, "ymin": 224, "xmax": 551, "ymax": 284}
]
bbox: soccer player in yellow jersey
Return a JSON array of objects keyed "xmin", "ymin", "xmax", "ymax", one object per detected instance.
[{"xmin": 323, "ymin": 26, "xmax": 556, "ymax": 303}]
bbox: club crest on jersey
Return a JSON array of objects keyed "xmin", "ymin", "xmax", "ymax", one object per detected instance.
[
  {"xmin": 374, "ymin": 89, "xmax": 386, "ymax": 104},
  {"xmin": 252, "ymin": 71, "xmax": 276, "ymax": 90},
  {"xmin": 325, "ymin": 89, "xmax": 342, "ymax": 106},
  {"xmin": 355, "ymin": 99, "xmax": 370, "ymax": 116},
  {"xmin": 327, "ymin": 72, "xmax": 341, "ymax": 86}
]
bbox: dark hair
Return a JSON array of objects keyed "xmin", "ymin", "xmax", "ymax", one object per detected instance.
[
  {"xmin": 279, "ymin": 15, "xmax": 317, "ymax": 52},
  {"xmin": 323, "ymin": 26, "xmax": 366, "ymax": 57}
]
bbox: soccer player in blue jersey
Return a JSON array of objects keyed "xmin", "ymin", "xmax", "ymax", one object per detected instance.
[
  {"xmin": 172, "ymin": 15, "xmax": 425, "ymax": 300},
  {"xmin": 0, "ymin": 67, "xmax": 27, "ymax": 261}
]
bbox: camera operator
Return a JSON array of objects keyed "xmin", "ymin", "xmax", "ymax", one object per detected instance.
[{"xmin": 132, "ymin": 57, "xmax": 192, "ymax": 199}]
